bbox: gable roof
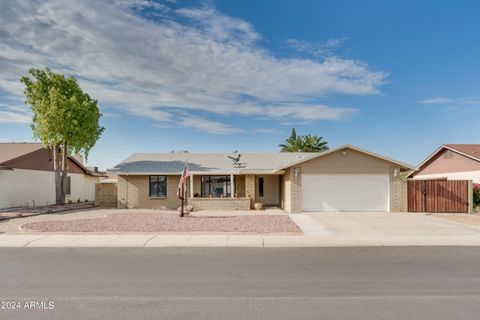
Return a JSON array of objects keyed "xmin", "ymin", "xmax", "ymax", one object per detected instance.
[
  {"xmin": 407, "ymin": 144, "xmax": 480, "ymax": 178},
  {"xmin": 0, "ymin": 142, "xmax": 105, "ymax": 177},
  {"xmin": 273, "ymin": 144, "xmax": 415, "ymax": 172},
  {"xmin": 0, "ymin": 143, "xmax": 44, "ymax": 164},
  {"xmin": 444, "ymin": 144, "xmax": 480, "ymax": 161},
  {"xmin": 111, "ymin": 145, "xmax": 414, "ymax": 175}
]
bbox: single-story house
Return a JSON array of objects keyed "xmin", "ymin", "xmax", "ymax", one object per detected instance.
[
  {"xmin": 0, "ymin": 142, "xmax": 105, "ymax": 209},
  {"xmin": 408, "ymin": 144, "xmax": 480, "ymax": 183},
  {"xmin": 110, "ymin": 145, "xmax": 414, "ymax": 213}
]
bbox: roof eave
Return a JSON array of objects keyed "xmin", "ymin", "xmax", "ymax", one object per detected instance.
[
  {"xmin": 68, "ymin": 156, "xmax": 106, "ymax": 177},
  {"xmin": 273, "ymin": 144, "xmax": 415, "ymax": 172}
]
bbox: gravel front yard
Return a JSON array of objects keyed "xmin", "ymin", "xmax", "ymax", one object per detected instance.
[
  {"xmin": 0, "ymin": 202, "xmax": 96, "ymax": 220},
  {"xmin": 21, "ymin": 212, "xmax": 301, "ymax": 233}
]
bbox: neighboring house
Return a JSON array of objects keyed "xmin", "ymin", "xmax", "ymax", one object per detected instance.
[
  {"xmin": 110, "ymin": 145, "xmax": 413, "ymax": 213},
  {"xmin": 409, "ymin": 144, "xmax": 480, "ymax": 183},
  {"xmin": 0, "ymin": 142, "xmax": 105, "ymax": 209}
]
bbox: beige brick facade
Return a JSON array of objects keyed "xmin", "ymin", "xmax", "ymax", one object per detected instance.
[
  {"xmin": 285, "ymin": 148, "xmax": 408, "ymax": 213},
  {"xmin": 118, "ymin": 175, "xmax": 180, "ymax": 209},
  {"xmin": 284, "ymin": 167, "xmax": 302, "ymax": 213},
  {"xmin": 389, "ymin": 167, "xmax": 406, "ymax": 212},
  {"xmin": 244, "ymin": 174, "xmax": 256, "ymax": 209},
  {"xmin": 95, "ymin": 182, "xmax": 118, "ymax": 207},
  {"xmin": 235, "ymin": 175, "xmax": 246, "ymax": 197},
  {"xmin": 116, "ymin": 147, "xmax": 408, "ymax": 213},
  {"xmin": 118, "ymin": 174, "xmax": 257, "ymax": 211},
  {"xmin": 189, "ymin": 197, "xmax": 250, "ymax": 210}
]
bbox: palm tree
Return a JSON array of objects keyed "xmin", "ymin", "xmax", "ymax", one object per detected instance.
[
  {"xmin": 279, "ymin": 128, "xmax": 302, "ymax": 152},
  {"xmin": 279, "ymin": 128, "xmax": 329, "ymax": 152},
  {"xmin": 299, "ymin": 134, "xmax": 329, "ymax": 152}
]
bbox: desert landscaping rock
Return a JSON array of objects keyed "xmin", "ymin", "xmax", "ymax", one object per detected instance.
[
  {"xmin": 0, "ymin": 202, "xmax": 96, "ymax": 220},
  {"xmin": 21, "ymin": 212, "xmax": 301, "ymax": 233}
]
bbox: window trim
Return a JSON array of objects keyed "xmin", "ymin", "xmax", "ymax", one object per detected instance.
[
  {"xmin": 149, "ymin": 175, "xmax": 167, "ymax": 198},
  {"xmin": 200, "ymin": 175, "xmax": 232, "ymax": 197},
  {"xmin": 65, "ymin": 176, "xmax": 71, "ymax": 195},
  {"xmin": 259, "ymin": 176, "xmax": 264, "ymax": 197}
]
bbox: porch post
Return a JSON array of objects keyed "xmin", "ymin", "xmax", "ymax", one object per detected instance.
[
  {"xmin": 230, "ymin": 174, "xmax": 235, "ymax": 198},
  {"xmin": 190, "ymin": 174, "xmax": 194, "ymax": 198}
]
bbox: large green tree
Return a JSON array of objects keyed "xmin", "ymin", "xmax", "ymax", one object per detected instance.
[
  {"xmin": 279, "ymin": 128, "xmax": 329, "ymax": 152},
  {"xmin": 21, "ymin": 68, "xmax": 104, "ymax": 205}
]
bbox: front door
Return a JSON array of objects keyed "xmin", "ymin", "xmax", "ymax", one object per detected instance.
[{"xmin": 258, "ymin": 175, "xmax": 280, "ymax": 206}]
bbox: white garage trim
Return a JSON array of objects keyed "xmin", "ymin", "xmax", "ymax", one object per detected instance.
[{"xmin": 302, "ymin": 174, "xmax": 390, "ymax": 212}]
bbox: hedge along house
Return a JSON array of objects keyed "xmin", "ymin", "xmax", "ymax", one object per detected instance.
[
  {"xmin": 0, "ymin": 142, "xmax": 106, "ymax": 209},
  {"xmin": 110, "ymin": 145, "xmax": 414, "ymax": 213}
]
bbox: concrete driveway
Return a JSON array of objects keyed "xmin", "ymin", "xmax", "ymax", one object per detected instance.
[
  {"xmin": 295, "ymin": 212, "xmax": 479, "ymax": 236},
  {"xmin": 286, "ymin": 211, "xmax": 480, "ymax": 246}
]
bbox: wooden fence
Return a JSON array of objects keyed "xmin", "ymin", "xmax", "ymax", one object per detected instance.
[{"xmin": 407, "ymin": 179, "xmax": 470, "ymax": 213}]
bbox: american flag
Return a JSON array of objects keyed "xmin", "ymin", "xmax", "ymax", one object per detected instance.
[{"xmin": 177, "ymin": 164, "xmax": 190, "ymax": 200}]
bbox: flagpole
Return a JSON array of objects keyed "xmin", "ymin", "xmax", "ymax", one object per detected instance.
[
  {"xmin": 179, "ymin": 161, "xmax": 188, "ymax": 218},
  {"xmin": 180, "ymin": 192, "xmax": 184, "ymax": 217}
]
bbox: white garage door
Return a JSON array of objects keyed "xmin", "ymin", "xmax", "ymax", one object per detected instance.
[{"xmin": 302, "ymin": 174, "xmax": 390, "ymax": 212}]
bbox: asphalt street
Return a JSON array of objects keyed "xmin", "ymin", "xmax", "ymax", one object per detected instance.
[{"xmin": 1, "ymin": 247, "xmax": 480, "ymax": 319}]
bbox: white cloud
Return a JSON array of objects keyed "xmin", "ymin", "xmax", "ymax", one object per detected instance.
[
  {"xmin": 176, "ymin": 6, "xmax": 260, "ymax": 43},
  {"xmin": 178, "ymin": 116, "xmax": 242, "ymax": 134},
  {"xmin": 113, "ymin": 0, "xmax": 166, "ymax": 11},
  {"xmin": 0, "ymin": 111, "xmax": 31, "ymax": 123},
  {"xmin": 421, "ymin": 97, "xmax": 480, "ymax": 105},
  {"xmin": 420, "ymin": 97, "xmax": 454, "ymax": 104},
  {"xmin": 0, "ymin": 102, "xmax": 31, "ymax": 123},
  {"xmin": 0, "ymin": 0, "xmax": 387, "ymax": 131},
  {"xmin": 286, "ymin": 37, "xmax": 347, "ymax": 57},
  {"xmin": 263, "ymin": 103, "xmax": 356, "ymax": 120}
]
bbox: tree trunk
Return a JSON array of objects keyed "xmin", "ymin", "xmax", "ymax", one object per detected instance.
[
  {"xmin": 59, "ymin": 141, "xmax": 68, "ymax": 205},
  {"xmin": 52, "ymin": 145, "xmax": 63, "ymax": 205}
]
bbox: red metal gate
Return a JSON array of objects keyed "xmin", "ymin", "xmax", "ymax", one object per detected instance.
[{"xmin": 408, "ymin": 180, "xmax": 469, "ymax": 213}]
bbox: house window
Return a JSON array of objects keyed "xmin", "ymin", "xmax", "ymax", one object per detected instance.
[
  {"xmin": 149, "ymin": 176, "xmax": 167, "ymax": 197},
  {"xmin": 201, "ymin": 176, "xmax": 232, "ymax": 197},
  {"xmin": 259, "ymin": 177, "xmax": 264, "ymax": 197},
  {"xmin": 65, "ymin": 176, "xmax": 71, "ymax": 195}
]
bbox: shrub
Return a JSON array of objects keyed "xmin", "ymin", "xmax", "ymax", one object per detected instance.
[{"xmin": 473, "ymin": 183, "xmax": 480, "ymax": 209}]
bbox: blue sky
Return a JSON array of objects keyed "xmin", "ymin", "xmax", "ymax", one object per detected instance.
[{"xmin": 1, "ymin": 0, "xmax": 479, "ymax": 169}]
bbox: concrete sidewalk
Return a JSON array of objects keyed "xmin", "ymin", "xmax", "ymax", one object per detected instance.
[
  {"xmin": 2, "ymin": 211, "xmax": 480, "ymax": 247},
  {"xmin": 2, "ymin": 232, "xmax": 480, "ymax": 247}
]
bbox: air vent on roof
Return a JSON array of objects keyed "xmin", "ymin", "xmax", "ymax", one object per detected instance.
[{"xmin": 171, "ymin": 150, "xmax": 189, "ymax": 153}]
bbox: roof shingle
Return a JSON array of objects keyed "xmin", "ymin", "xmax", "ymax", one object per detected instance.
[
  {"xmin": 445, "ymin": 144, "xmax": 480, "ymax": 161},
  {"xmin": 111, "ymin": 152, "xmax": 320, "ymax": 174},
  {"xmin": 0, "ymin": 143, "xmax": 44, "ymax": 164}
]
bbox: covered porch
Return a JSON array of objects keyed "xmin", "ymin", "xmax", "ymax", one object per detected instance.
[{"xmin": 187, "ymin": 173, "xmax": 284, "ymax": 211}]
